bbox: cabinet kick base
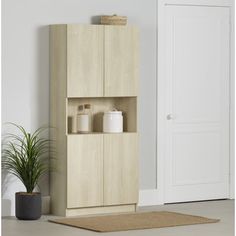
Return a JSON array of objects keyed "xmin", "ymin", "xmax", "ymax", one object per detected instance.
[{"xmin": 66, "ymin": 204, "xmax": 136, "ymax": 217}]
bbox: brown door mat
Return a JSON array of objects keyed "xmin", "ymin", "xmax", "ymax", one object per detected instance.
[{"xmin": 49, "ymin": 211, "xmax": 220, "ymax": 232}]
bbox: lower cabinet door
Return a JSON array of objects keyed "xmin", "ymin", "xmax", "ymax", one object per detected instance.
[
  {"xmin": 104, "ymin": 133, "xmax": 139, "ymax": 205},
  {"xmin": 67, "ymin": 135, "xmax": 103, "ymax": 208}
]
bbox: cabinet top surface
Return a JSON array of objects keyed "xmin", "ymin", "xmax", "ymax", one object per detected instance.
[{"xmin": 49, "ymin": 23, "xmax": 138, "ymax": 29}]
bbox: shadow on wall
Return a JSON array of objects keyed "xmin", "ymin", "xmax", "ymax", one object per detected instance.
[
  {"xmin": 35, "ymin": 26, "xmax": 50, "ymax": 128},
  {"xmin": 35, "ymin": 26, "xmax": 50, "ymax": 197},
  {"xmin": 91, "ymin": 15, "xmax": 101, "ymax": 24}
]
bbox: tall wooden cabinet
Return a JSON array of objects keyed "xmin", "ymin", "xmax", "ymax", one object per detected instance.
[{"xmin": 50, "ymin": 24, "xmax": 139, "ymax": 216}]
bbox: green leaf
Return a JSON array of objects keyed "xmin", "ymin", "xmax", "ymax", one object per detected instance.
[{"xmin": 2, "ymin": 123, "xmax": 51, "ymax": 193}]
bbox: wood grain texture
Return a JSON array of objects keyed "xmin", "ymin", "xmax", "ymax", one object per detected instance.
[
  {"xmin": 104, "ymin": 26, "xmax": 139, "ymax": 97},
  {"xmin": 104, "ymin": 133, "xmax": 139, "ymax": 205},
  {"xmin": 50, "ymin": 25, "xmax": 68, "ymax": 216},
  {"xmin": 50, "ymin": 24, "xmax": 139, "ymax": 216},
  {"xmin": 67, "ymin": 135, "xmax": 103, "ymax": 208},
  {"xmin": 66, "ymin": 204, "xmax": 136, "ymax": 217},
  {"xmin": 67, "ymin": 25, "xmax": 104, "ymax": 97}
]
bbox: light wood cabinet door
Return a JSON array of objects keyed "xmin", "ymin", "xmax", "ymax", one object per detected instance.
[
  {"xmin": 67, "ymin": 135, "xmax": 103, "ymax": 208},
  {"xmin": 67, "ymin": 25, "xmax": 103, "ymax": 97},
  {"xmin": 104, "ymin": 26, "xmax": 139, "ymax": 96},
  {"xmin": 104, "ymin": 133, "xmax": 139, "ymax": 205}
]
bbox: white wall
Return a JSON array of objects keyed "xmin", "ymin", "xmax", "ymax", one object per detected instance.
[{"xmin": 2, "ymin": 0, "xmax": 158, "ymax": 216}]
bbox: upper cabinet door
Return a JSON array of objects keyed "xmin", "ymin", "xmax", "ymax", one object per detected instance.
[
  {"xmin": 104, "ymin": 26, "xmax": 139, "ymax": 97},
  {"xmin": 67, "ymin": 25, "xmax": 103, "ymax": 97}
]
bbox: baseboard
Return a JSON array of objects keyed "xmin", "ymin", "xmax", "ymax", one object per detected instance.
[
  {"xmin": 138, "ymin": 189, "xmax": 164, "ymax": 206},
  {"xmin": 66, "ymin": 204, "xmax": 136, "ymax": 217},
  {"xmin": 42, "ymin": 196, "xmax": 51, "ymax": 214},
  {"xmin": 43, "ymin": 191, "xmax": 164, "ymax": 214}
]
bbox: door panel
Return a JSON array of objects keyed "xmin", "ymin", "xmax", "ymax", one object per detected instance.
[
  {"xmin": 67, "ymin": 135, "xmax": 103, "ymax": 208},
  {"xmin": 165, "ymin": 6, "xmax": 230, "ymax": 202},
  {"xmin": 104, "ymin": 26, "xmax": 139, "ymax": 96},
  {"xmin": 104, "ymin": 133, "xmax": 139, "ymax": 205},
  {"xmin": 67, "ymin": 25, "xmax": 103, "ymax": 97},
  {"xmin": 172, "ymin": 129, "xmax": 221, "ymax": 185}
]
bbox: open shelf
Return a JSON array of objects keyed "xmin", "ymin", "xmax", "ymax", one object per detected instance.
[
  {"xmin": 67, "ymin": 97, "xmax": 137, "ymax": 134},
  {"xmin": 67, "ymin": 132, "xmax": 137, "ymax": 135}
]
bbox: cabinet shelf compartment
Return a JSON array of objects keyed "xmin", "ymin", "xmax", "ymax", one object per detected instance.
[{"xmin": 67, "ymin": 97, "xmax": 137, "ymax": 134}]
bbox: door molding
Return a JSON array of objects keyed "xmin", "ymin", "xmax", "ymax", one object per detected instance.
[
  {"xmin": 229, "ymin": 0, "xmax": 235, "ymax": 199},
  {"xmin": 156, "ymin": 0, "xmax": 234, "ymax": 204},
  {"xmin": 163, "ymin": 0, "xmax": 233, "ymax": 7}
]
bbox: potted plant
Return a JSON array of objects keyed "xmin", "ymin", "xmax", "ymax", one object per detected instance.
[{"xmin": 2, "ymin": 123, "xmax": 50, "ymax": 220}]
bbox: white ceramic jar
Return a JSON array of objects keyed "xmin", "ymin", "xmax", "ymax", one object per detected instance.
[
  {"xmin": 77, "ymin": 114, "xmax": 90, "ymax": 133},
  {"xmin": 103, "ymin": 110, "xmax": 123, "ymax": 133}
]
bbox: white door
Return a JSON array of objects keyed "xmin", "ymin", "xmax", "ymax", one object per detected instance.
[{"xmin": 164, "ymin": 6, "xmax": 230, "ymax": 203}]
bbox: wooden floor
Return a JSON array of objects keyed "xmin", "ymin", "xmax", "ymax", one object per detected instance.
[{"xmin": 2, "ymin": 200, "xmax": 234, "ymax": 236}]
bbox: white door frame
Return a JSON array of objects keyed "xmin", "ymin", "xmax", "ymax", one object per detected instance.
[{"xmin": 156, "ymin": 0, "xmax": 234, "ymax": 204}]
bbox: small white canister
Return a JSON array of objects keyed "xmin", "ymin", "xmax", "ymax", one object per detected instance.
[
  {"xmin": 77, "ymin": 114, "xmax": 90, "ymax": 133},
  {"xmin": 103, "ymin": 110, "xmax": 123, "ymax": 133}
]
